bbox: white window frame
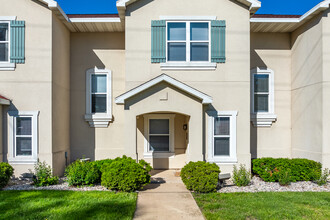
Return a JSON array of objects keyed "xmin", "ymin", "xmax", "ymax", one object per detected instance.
[
  {"xmin": 160, "ymin": 16, "xmax": 216, "ymax": 70},
  {"xmin": 208, "ymin": 111, "xmax": 237, "ymax": 163},
  {"xmin": 0, "ymin": 16, "xmax": 16, "ymax": 71},
  {"xmin": 7, "ymin": 111, "xmax": 39, "ymax": 164},
  {"xmin": 143, "ymin": 114, "xmax": 175, "ymax": 158},
  {"xmin": 84, "ymin": 67, "xmax": 112, "ymax": 128},
  {"xmin": 251, "ymin": 67, "xmax": 277, "ymax": 127}
]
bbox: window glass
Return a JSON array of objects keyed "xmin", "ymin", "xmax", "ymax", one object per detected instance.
[
  {"xmin": 16, "ymin": 137, "xmax": 32, "ymax": 156},
  {"xmin": 254, "ymin": 74, "xmax": 269, "ymax": 93},
  {"xmin": 168, "ymin": 43, "xmax": 186, "ymax": 61},
  {"xmin": 214, "ymin": 137, "xmax": 230, "ymax": 156},
  {"xmin": 92, "ymin": 94, "xmax": 107, "ymax": 113},
  {"xmin": 191, "ymin": 43, "xmax": 208, "ymax": 61},
  {"xmin": 150, "ymin": 136, "xmax": 169, "ymax": 152},
  {"xmin": 214, "ymin": 117, "xmax": 230, "ymax": 136},
  {"xmin": 92, "ymin": 74, "xmax": 107, "ymax": 93},
  {"xmin": 254, "ymin": 94, "xmax": 269, "ymax": 112},
  {"xmin": 0, "ymin": 43, "xmax": 8, "ymax": 62},
  {"xmin": 190, "ymin": 23, "xmax": 208, "ymax": 41},
  {"xmin": 16, "ymin": 117, "xmax": 32, "ymax": 135},
  {"xmin": 168, "ymin": 23, "xmax": 186, "ymax": 41},
  {"xmin": 150, "ymin": 119, "xmax": 169, "ymax": 134},
  {"xmin": 0, "ymin": 23, "xmax": 8, "ymax": 41}
]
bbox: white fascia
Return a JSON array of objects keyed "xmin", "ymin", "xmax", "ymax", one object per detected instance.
[
  {"xmin": 69, "ymin": 18, "xmax": 121, "ymax": 23},
  {"xmin": 250, "ymin": 0, "xmax": 330, "ymax": 23},
  {"xmin": 115, "ymin": 74, "xmax": 213, "ymax": 105}
]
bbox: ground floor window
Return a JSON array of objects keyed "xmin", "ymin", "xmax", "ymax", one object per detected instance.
[
  {"xmin": 7, "ymin": 111, "xmax": 39, "ymax": 164},
  {"xmin": 208, "ymin": 111, "xmax": 237, "ymax": 163},
  {"xmin": 143, "ymin": 114, "xmax": 175, "ymax": 158}
]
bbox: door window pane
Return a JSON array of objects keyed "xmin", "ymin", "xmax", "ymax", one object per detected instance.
[
  {"xmin": 168, "ymin": 43, "xmax": 186, "ymax": 61},
  {"xmin": 214, "ymin": 117, "xmax": 230, "ymax": 136},
  {"xmin": 0, "ymin": 23, "xmax": 8, "ymax": 41},
  {"xmin": 92, "ymin": 94, "xmax": 107, "ymax": 113},
  {"xmin": 16, "ymin": 117, "xmax": 32, "ymax": 135},
  {"xmin": 168, "ymin": 23, "xmax": 186, "ymax": 41},
  {"xmin": 254, "ymin": 75, "xmax": 269, "ymax": 93},
  {"xmin": 16, "ymin": 137, "xmax": 32, "ymax": 156},
  {"xmin": 190, "ymin": 23, "xmax": 208, "ymax": 41},
  {"xmin": 150, "ymin": 119, "xmax": 169, "ymax": 134},
  {"xmin": 191, "ymin": 43, "xmax": 209, "ymax": 61},
  {"xmin": 254, "ymin": 94, "xmax": 269, "ymax": 112},
  {"xmin": 0, "ymin": 43, "xmax": 8, "ymax": 62},
  {"xmin": 214, "ymin": 137, "xmax": 230, "ymax": 156},
  {"xmin": 92, "ymin": 74, "xmax": 107, "ymax": 93},
  {"xmin": 150, "ymin": 136, "xmax": 169, "ymax": 152}
]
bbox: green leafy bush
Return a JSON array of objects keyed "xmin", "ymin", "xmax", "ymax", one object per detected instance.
[
  {"xmin": 232, "ymin": 164, "xmax": 251, "ymax": 187},
  {"xmin": 92, "ymin": 159, "xmax": 114, "ymax": 172},
  {"xmin": 278, "ymin": 168, "xmax": 291, "ymax": 186},
  {"xmin": 65, "ymin": 160, "xmax": 101, "ymax": 186},
  {"xmin": 181, "ymin": 161, "xmax": 220, "ymax": 193},
  {"xmin": 0, "ymin": 162, "xmax": 14, "ymax": 189},
  {"xmin": 316, "ymin": 168, "xmax": 329, "ymax": 186},
  {"xmin": 252, "ymin": 158, "xmax": 322, "ymax": 182},
  {"xmin": 31, "ymin": 160, "xmax": 58, "ymax": 187},
  {"xmin": 101, "ymin": 156, "xmax": 152, "ymax": 192}
]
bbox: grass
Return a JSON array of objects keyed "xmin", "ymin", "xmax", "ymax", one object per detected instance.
[
  {"xmin": 0, "ymin": 190, "xmax": 137, "ymax": 220},
  {"xmin": 194, "ymin": 192, "xmax": 330, "ymax": 220}
]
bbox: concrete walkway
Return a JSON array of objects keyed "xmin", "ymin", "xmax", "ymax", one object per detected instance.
[{"xmin": 134, "ymin": 170, "xmax": 205, "ymax": 220}]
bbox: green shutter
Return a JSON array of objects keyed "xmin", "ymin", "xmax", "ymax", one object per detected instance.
[
  {"xmin": 151, "ymin": 20, "xmax": 166, "ymax": 63},
  {"xmin": 211, "ymin": 20, "xmax": 226, "ymax": 63},
  {"xmin": 10, "ymin": 20, "xmax": 25, "ymax": 64}
]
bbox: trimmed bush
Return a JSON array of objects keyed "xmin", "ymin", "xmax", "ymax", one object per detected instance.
[
  {"xmin": 31, "ymin": 160, "xmax": 59, "ymax": 187},
  {"xmin": 92, "ymin": 159, "xmax": 114, "ymax": 172},
  {"xmin": 181, "ymin": 161, "xmax": 220, "ymax": 193},
  {"xmin": 101, "ymin": 156, "xmax": 152, "ymax": 192},
  {"xmin": 0, "ymin": 162, "xmax": 14, "ymax": 189},
  {"xmin": 232, "ymin": 164, "xmax": 251, "ymax": 187},
  {"xmin": 252, "ymin": 158, "xmax": 322, "ymax": 182},
  {"xmin": 65, "ymin": 160, "xmax": 101, "ymax": 186}
]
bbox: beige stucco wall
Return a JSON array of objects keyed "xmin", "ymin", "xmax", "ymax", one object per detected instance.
[
  {"xmin": 250, "ymin": 33, "xmax": 292, "ymax": 158},
  {"xmin": 70, "ymin": 33, "xmax": 126, "ymax": 162},
  {"xmin": 51, "ymin": 14, "xmax": 70, "ymax": 176},
  {"xmin": 125, "ymin": 0, "xmax": 252, "ymax": 172},
  {"xmin": 291, "ymin": 13, "xmax": 324, "ymax": 166},
  {"xmin": 0, "ymin": 0, "xmax": 53, "ymax": 176}
]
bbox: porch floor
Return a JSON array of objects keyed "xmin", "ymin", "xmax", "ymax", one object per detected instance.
[{"xmin": 134, "ymin": 170, "xmax": 204, "ymax": 220}]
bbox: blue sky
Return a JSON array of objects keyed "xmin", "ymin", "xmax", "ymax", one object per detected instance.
[{"xmin": 56, "ymin": 0, "xmax": 324, "ymax": 15}]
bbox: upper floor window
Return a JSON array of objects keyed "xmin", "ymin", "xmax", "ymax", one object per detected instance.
[
  {"xmin": 85, "ymin": 67, "xmax": 112, "ymax": 128},
  {"xmin": 151, "ymin": 17, "xmax": 226, "ymax": 70},
  {"xmin": 167, "ymin": 21, "xmax": 210, "ymax": 62},
  {"xmin": 7, "ymin": 111, "xmax": 39, "ymax": 164},
  {"xmin": 0, "ymin": 22, "xmax": 9, "ymax": 62},
  {"xmin": 251, "ymin": 67, "xmax": 277, "ymax": 127}
]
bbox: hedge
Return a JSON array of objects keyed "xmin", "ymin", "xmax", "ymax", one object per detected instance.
[
  {"xmin": 0, "ymin": 162, "xmax": 14, "ymax": 189},
  {"xmin": 252, "ymin": 158, "xmax": 322, "ymax": 182}
]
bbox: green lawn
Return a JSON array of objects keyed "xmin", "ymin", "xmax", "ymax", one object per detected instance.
[
  {"xmin": 194, "ymin": 192, "xmax": 330, "ymax": 220},
  {"xmin": 0, "ymin": 190, "xmax": 137, "ymax": 220}
]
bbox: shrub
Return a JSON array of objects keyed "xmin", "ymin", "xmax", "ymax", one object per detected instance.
[
  {"xmin": 92, "ymin": 159, "xmax": 114, "ymax": 172},
  {"xmin": 65, "ymin": 160, "xmax": 101, "ymax": 186},
  {"xmin": 31, "ymin": 160, "xmax": 59, "ymax": 187},
  {"xmin": 278, "ymin": 168, "xmax": 291, "ymax": 186},
  {"xmin": 0, "ymin": 162, "xmax": 14, "ymax": 189},
  {"xmin": 181, "ymin": 161, "xmax": 220, "ymax": 193},
  {"xmin": 232, "ymin": 164, "xmax": 251, "ymax": 187},
  {"xmin": 252, "ymin": 158, "xmax": 322, "ymax": 182},
  {"xmin": 101, "ymin": 156, "xmax": 152, "ymax": 192},
  {"xmin": 316, "ymin": 168, "xmax": 329, "ymax": 186}
]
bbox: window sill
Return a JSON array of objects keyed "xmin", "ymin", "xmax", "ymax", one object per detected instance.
[
  {"xmin": 160, "ymin": 62, "xmax": 216, "ymax": 70},
  {"xmin": 8, "ymin": 157, "xmax": 38, "ymax": 164},
  {"xmin": 0, "ymin": 62, "xmax": 15, "ymax": 71},
  {"xmin": 84, "ymin": 114, "xmax": 113, "ymax": 128},
  {"xmin": 143, "ymin": 152, "xmax": 175, "ymax": 159},
  {"xmin": 251, "ymin": 113, "xmax": 277, "ymax": 127},
  {"xmin": 208, "ymin": 157, "xmax": 237, "ymax": 164}
]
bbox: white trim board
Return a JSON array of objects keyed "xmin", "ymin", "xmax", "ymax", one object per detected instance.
[{"xmin": 115, "ymin": 74, "xmax": 213, "ymax": 104}]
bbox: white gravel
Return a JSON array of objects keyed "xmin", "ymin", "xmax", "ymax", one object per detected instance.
[
  {"xmin": 218, "ymin": 176, "xmax": 330, "ymax": 193},
  {"xmin": 3, "ymin": 177, "xmax": 109, "ymax": 191}
]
